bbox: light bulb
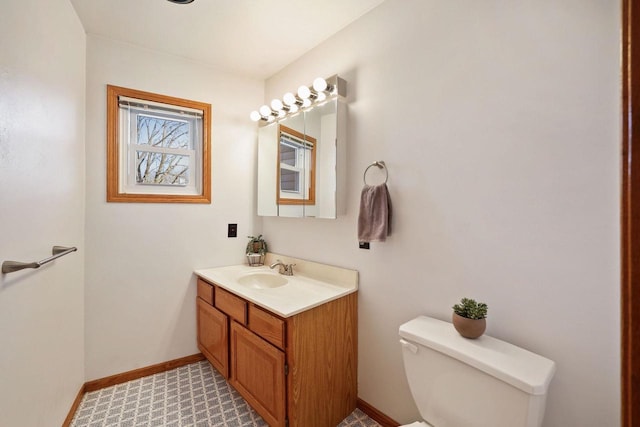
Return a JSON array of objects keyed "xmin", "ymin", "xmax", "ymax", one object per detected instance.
[
  {"xmin": 298, "ymin": 85, "xmax": 311, "ymax": 99},
  {"xmin": 316, "ymin": 92, "xmax": 326, "ymax": 102},
  {"xmin": 289, "ymin": 104, "xmax": 299, "ymax": 114},
  {"xmin": 278, "ymin": 110, "xmax": 286, "ymax": 118},
  {"xmin": 249, "ymin": 111, "xmax": 261, "ymax": 122},
  {"xmin": 267, "ymin": 115, "xmax": 275, "ymax": 122},
  {"xmin": 283, "ymin": 92, "xmax": 297, "ymax": 106},
  {"xmin": 302, "ymin": 98, "xmax": 311, "ymax": 108},
  {"xmin": 259, "ymin": 105, "xmax": 271, "ymax": 117},
  {"xmin": 313, "ymin": 77, "xmax": 327, "ymax": 92},
  {"xmin": 271, "ymin": 99, "xmax": 284, "ymax": 111}
]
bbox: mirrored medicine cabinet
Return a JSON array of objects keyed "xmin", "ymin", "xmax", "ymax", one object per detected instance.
[{"xmin": 257, "ymin": 80, "xmax": 346, "ymax": 218}]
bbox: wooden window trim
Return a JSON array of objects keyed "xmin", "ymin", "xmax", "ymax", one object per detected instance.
[
  {"xmin": 106, "ymin": 85, "xmax": 211, "ymax": 203},
  {"xmin": 276, "ymin": 124, "xmax": 316, "ymax": 206}
]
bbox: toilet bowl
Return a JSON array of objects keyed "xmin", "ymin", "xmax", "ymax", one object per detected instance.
[{"xmin": 398, "ymin": 316, "xmax": 556, "ymax": 427}]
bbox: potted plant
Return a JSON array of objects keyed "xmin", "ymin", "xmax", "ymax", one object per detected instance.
[
  {"xmin": 246, "ymin": 235, "xmax": 267, "ymax": 255},
  {"xmin": 246, "ymin": 235, "xmax": 267, "ymax": 266},
  {"xmin": 452, "ymin": 297, "xmax": 488, "ymax": 339}
]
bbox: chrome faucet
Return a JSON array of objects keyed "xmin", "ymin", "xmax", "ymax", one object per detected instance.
[{"xmin": 270, "ymin": 259, "xmax": 295, "ymax": 276}]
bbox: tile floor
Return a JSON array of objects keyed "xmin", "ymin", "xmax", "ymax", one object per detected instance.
[{"xmin": 70, "ymin": 360, "xmax": 381, "ymax": 427}]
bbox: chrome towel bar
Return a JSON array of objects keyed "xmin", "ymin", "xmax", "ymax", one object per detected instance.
[{"xmin": 2, "ymin": 246, "xmax": 78, "ymax": 274}]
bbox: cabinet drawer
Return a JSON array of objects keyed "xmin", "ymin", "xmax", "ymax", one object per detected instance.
[
  {"xmin": 197, "ymin": 278, "xmax": 214, "ymax": 305},
  {"xmin": 249, "ymin": 304, "xmax": 285, "ymax": 350},
  {"xmin": 215, "ymin": 287, "xmax": 247, "ymax": 324}
]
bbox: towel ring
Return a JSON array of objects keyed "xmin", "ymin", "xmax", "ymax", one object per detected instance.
[{"xmin": 363, "ymin": 161, "xmax": 388, "ymax": 185}]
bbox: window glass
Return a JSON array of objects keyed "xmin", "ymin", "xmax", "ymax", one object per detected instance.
[
  {"xmin": 136, "ymin": 114, "xmax": 191, "ymax": 149},
  {"xmin": 135, "ymin": 151, "xmax": 191, "ymax": 185}
]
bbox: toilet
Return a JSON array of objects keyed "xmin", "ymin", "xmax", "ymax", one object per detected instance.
[{"xmin": 398, "ymin": 316, "xmax": 556, "ymax": 427}]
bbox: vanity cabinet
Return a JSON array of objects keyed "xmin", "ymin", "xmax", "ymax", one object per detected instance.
[{"xmin": 195, "ymin": 277, "xmax": 357, "ymax": 427}]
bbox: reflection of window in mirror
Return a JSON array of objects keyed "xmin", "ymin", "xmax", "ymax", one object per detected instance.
[{"xmin": 277, "ymin": 125, "xmax": 316, "ymax": 205}]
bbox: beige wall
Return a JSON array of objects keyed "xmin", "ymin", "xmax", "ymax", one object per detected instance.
[
  {"xmin": 84, "ymin": 35, "xmax": 263, "ymax": 380},
  {"xmin": 0, "ymin": 0, "xmax": 86, "ymax": 425},
  {"xmin": 262, "ymin": 1, "xmax": 621, "ymax": 426}
]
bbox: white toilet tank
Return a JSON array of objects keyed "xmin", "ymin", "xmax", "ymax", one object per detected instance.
[{"xmin": 399, "ymin": 316, "xmax": 555, "ymax": 427}]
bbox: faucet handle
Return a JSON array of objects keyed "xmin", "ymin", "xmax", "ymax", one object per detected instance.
[{"xmin": 284, "ymin": 263, "xmax": 296, "ymax": 275}]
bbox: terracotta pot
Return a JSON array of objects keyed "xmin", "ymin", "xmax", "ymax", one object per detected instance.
[{"xmin": 452, "ymin": 313, "xmax": 486, "ymax": 339}]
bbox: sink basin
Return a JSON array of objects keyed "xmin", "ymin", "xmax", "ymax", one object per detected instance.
[{"xmin": 237, "ymin": 272, "xmax": 288, "ymax": 289}]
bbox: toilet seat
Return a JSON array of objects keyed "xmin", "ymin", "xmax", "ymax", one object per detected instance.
[{"xmin": 400, "ymin": 422, "xmax": 431, "ymax": 427}]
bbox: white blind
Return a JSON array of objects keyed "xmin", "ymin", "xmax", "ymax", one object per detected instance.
[
  {"xmin": 280, "ymin": 132, "xmax": 313, "ymax": 148},
  {"xmin": 118, "ymin": 95, "xmax": 203, "ymax": 117}
]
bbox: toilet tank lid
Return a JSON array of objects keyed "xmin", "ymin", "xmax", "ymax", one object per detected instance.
[{"xmin": 399, "ymin": 316, "xmax": 556, "ymax": 395}]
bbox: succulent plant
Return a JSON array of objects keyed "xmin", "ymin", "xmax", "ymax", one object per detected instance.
[{"xmin": 452, "ymin": 297, "xmax": 488, "ymax": 320}]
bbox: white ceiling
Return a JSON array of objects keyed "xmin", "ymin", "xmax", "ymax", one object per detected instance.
[{"xmin": 70, "ymin": 0, "xmax": 384, "ymax": 80}]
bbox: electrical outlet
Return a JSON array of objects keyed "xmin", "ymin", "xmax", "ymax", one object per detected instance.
[
  {"xmin": 359, "ymin": 242, "xmax": 370, "ymax": 250},
  {"xmin": 228, "ymin": 223, "xmax": 237, "ymax": 238}
]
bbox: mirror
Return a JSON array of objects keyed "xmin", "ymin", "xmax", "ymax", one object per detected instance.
[{"xmin": 257, "ymin": 98, "xmax": 345, "ymax": 218}]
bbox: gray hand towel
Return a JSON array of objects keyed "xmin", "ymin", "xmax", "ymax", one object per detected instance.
[{"xmin": 358, "ymin": 183, "xmax": 392, "ymax": 243}]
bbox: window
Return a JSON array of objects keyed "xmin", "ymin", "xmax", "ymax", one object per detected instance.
[
  {"xmin": 277, "ymin": 125, "xmax": 316, "ymax": 205},
  {"xmin": 107, "ymin": 85, "xmax": 211, "ymax": 203}
]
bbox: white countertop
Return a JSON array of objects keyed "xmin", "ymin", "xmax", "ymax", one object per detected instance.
[{"xmin": 194, "ymin": 261, "xmax": 358, "ymax": 318}]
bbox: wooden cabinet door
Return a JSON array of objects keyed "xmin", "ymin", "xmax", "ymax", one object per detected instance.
[
  {"xmin": 230, "ymin": 322, "xmax": 286, "ymax": 427},
  {"xmin": 197, "ymin": 297, "xmax": 229, "ymax": 378}
]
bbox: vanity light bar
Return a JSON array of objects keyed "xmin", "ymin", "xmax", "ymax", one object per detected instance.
[{"xmin": 250, "ymin": 75, "xmax": 346, "ymax": 123}]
